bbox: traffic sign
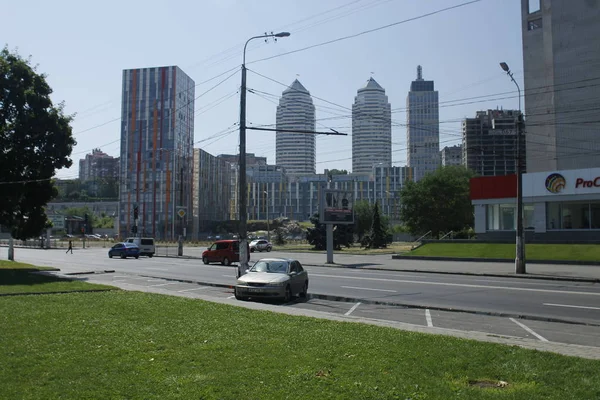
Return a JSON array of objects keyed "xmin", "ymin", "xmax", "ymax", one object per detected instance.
[
  {"xmin": 177, "ymin": 209, "xmax": 186, "ymax": 218},
  {"xmin": 48, "ymin": 214, "xmax": 65, "ymax": 229}
]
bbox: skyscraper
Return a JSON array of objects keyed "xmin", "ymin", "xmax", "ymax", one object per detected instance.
[
  {"xmin": 406, "ymin": 65, "xmax": 439, "ymax": 181},
  {"xmin": 521, "ymin": 0, "xmax": 600, "ymax": 172},
  {"xmin": 119, "ymin": 66, "xmax": 195, "ymax": 240},
  {"xmin": 352, "ymin": 77, "xmax": 392, "ymax": 174},
  {"xmin": 276, "ymin": 80, "xmax": 316, "ymax": 175}
]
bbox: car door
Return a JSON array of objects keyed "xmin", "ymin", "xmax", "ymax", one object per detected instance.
[
  {"xmin": 111, "ymin": 243, "xmax": 122, "ymax": 256},
  {"xmin": 289, "ymin": 261, "xmax": 301, "ymax": 294},
  {"xmin": 206, "ymin": 243, "xmax": 217, "ymax": 262}
]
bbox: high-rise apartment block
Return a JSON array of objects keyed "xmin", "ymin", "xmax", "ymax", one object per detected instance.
[
  {"xmin": 441, "ymin": 145, "xmax": 462, "ymax": 167},
  {"xmin": 406, "ymin": 66, "xmax": 440, "ymax": 181},
  {"xmin": 119, "ymin": 66, "xmax": 195, "ymax": 240},
  {"xmin": 276, "ymin": 80, "xmax": 316, "ymax": 175},
  {"xmin": 79, "ymin": 149, "xmax": 119, "ymax": 181},
  {"xmin": 462, "ymin": 109, "xmax": 524, "ymax": 176},
  {"xmin": 352, "ymin": 78, "xmax": 392, "ymax": 174},
  {"xmin": 521, "ymin": 0, "xmax": 600, "ymax": 172}
]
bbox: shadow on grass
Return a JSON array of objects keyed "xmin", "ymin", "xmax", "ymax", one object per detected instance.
[{"xmin": 0, "ymin": 269, "xmax": 66, "ymax": 286}]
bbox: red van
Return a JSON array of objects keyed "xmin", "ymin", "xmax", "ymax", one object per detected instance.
[{"xmin": 202, "ymin": 240, "xmax": 250, "ymax": 266}]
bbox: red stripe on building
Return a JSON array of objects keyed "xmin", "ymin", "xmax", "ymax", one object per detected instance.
[{"xmin": 470, "ymin": 174, "xmax": 517, "ymax": 200}]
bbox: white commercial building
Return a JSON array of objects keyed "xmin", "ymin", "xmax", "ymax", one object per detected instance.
[
  {"xmin": 352, "ymin": 77, "xmax": 392, "ymax": 174},
  {"xmin": 275, "ymin": 80, "xmax": 316, "ymax": 175}
]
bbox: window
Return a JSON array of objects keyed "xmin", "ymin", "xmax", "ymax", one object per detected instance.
[
  {"xmin": 547, "ymin": 202, "xmax": 595, "ymax": 230},
  {"xmin": 528, "ymin": 0, "xmax": 540, "ymax": 13},
  {"xmin": 528, "ymin": 18, "xmax": 542, "ymax": 31},
  {"xmin": 591, "ymin": 203, "xmax": 600, "ymax": 229}
]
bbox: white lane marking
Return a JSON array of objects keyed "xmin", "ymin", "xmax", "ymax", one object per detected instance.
[
  {"xmin": 150, "ymin": 282, "xmax": 179, "ymax": 287},
  {"xmin": 227, "ymin": 295, "xmax": 235, "ymax": 299},
  {"xmin": 311, "ymin": 273, "xmax": 600, "ymax": 297},
  {"xmin": 425, "ymin": 309, "xmax": 433, "ymax": 327},
  {"xmin": 509, "ymin": 318, "xmax": 548, "ymax": 342},
  {"xmin": 345, "ymin": 302, "xmax": 362, "ymax": 316},
  {"xmin": 178, "ymin": 287, "xmax": 208, "ymax": 293},
  {"xmin": 544, "ymin": 303, "xmax": 600, "ymax": 310},
  {"xmin": 145, "ymin": 267, "xmax": 170, "ymax": 271},
  {"xmin": 147, "ymin": 279, "xmax": 164, "ymax": 282},
  {"xmin": 341, "ymin": 286, "xmax": 397, "ymax": 293},
  {"xmin": 112, "ymin": 276, "xmax": 130, "ymax": 278}
]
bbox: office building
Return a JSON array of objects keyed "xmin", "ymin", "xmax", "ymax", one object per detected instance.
[
  {"xmin": 352, "ymin": 78, "xmax": 392, "ymax": 174},
  {"xmin": 441, "ymin": 145, "xmax": 462, "ymax": 166},
  {"xmin": 521, "ymin": 0, "xmax": 600, "ymax": 172},
  {"xmin": 119, "ymin": 66, "xmax": 195, "ymax": 240},
  {"xmin": 406, "ymin": 65, "xmax": 440, "ymax": 181},
  {"xmin": 276, "ymin": 80, "xmax": 316, "ymax": 175},
  {"xmin": 462, "ymin": 109, "xmax": 525, "ymax": 176}
]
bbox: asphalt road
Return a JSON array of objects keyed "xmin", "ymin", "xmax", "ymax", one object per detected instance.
[{"xmin": 11, "ymin": 247, "xmax": 600, "ymax": 326}]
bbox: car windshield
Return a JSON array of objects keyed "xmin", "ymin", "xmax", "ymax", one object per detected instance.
[{"xmin": 250, "ymin": 261, "xmax": 288, "ymax": 274}]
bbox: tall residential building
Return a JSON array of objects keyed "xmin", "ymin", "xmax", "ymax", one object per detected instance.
[
  {"xmin": 79, "ymin": 148, "xmax": 119, "ymax": 181},
  {"xmin": 462, "ymin": 109, "xmax": 525, "ymax": 176},
  {"xmin": 406, "ymin": 65, "xmax": 440, "ymax": 181},
  {"xmin": 352, "ymin": 78, "xmax": 392, "ymax": 174},
  {"xmin": 217, "ymin": 153, "xmax": 267, "ymax": 167},
  {"xmin": 276, "ymin": 80, "xmax": 316, "ymax": 175},
  {"xmin": 119, "ymin": 66, "xmax": 195, "ymax": 240},
  {"xmin": 522, "ymin": 0, "xmax": 600, "ymax": 172},
  {"xmin": 441, "ymin": 145, "xmax": 462, "ymax": 167}
]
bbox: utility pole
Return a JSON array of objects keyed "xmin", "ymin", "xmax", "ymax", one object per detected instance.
[{"xmin": 500, "ymin": 62, "xmax": 526, "ymax": 274}]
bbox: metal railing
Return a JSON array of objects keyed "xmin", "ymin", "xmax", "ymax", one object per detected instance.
[
  {"xmin": 440, "ymin": 231, "xmax": 454, "ymax": 240},
  {"xmin": 410, "ymin": 231, "xmax": 432, "ymax": 249}
]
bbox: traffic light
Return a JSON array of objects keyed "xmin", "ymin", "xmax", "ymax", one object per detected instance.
[
  {"xmin": 84, "ymin": 213, "xmax": 89, "ymax": 225},
  {"xmin": 133, "ymin": 205, "xmax": 139, "ymax": 220},
  {"xmin": 131, "ymin": 225, "xmax": 138, "ymax": 234}
]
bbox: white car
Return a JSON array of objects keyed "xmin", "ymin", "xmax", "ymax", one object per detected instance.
[
  {"xmin": 235, "ymin": 258, "xmax": 308, "ymax": 302},
  {"xmin": 249, "ymin": 239, "xmax": 272, "ymax": 253}
]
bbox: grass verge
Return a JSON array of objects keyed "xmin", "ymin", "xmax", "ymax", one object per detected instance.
[
  {"xmin": 1, "ymin": 291, "xmax": 599, "ymax": 399},
  {"xmin": 275, "ymin": 242, "xmax": 413, "ymax": 255},
  {"xmin": 0, "ymin": 260, "xmax": 115, "ymax": 295},
  {"xmin": 405, "ymin": 243, "xmax": 600, "ymax": 262}
]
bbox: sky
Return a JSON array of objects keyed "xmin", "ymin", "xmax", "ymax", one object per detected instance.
[{"xmin": 1, "ymin": 0, "xmax": 524, "ymax": 179}]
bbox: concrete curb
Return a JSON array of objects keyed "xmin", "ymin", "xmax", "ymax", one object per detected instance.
[
  {"xmin": 136, "ymin": 273, "xmax": 600, "ymax": 328},
  {"xmin": 392, "ymin": 254, "xmax": 600, "ymax": 266}
]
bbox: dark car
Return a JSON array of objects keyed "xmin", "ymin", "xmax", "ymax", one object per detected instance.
[{"xmin": 108, "ymin": 242, "xmax": 140, "ymax": 259}]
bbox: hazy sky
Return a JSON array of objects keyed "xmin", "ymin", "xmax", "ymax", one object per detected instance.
[{"xmin": 1, "ymin": 0, "xmax": 524, "ymax": 179}]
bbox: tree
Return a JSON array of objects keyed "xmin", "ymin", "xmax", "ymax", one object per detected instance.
[
  {"xmin": 364, "ymin": 202, "xmax": 387, "ymax": 249},
  {"xmin": 0, "ymin": 47, "xmax": 75, "ymax": 239},
  {"xmin": 327, "ymin": 169, "xmax": 348, "ymax": 176},
  {"xmin": 274, "ymin": 227, "xmax": 286, "ymax": 246},
  {"xmin": 399, "ymin": 166, "xmax": 475, "ymax": 239},
  {"xmin": 353, "ymin": 200, "xmax": 373, "ymax": 241}
]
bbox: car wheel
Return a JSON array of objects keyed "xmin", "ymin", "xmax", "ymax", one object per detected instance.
[
  {"xmin": 120, "ymin": 252, "xmax": 126, "ymax": 259},
  {"xmin": 222, "ymin": 257, "xmax": 230, "ymax": 266},
  {"xmin": 266, "ymin": 247, "xmax": 272, "ymax": 252},
  {"xmin": 135, "ymin": 255, "xmax": 139, "ymax": 259},
  {"xmin": 250, "ymin": 248, "xmax": 255, "ymax": 253},
  {"xmin": 300, "ymin": 281, "xmax": 308, "ymax": 298},
  {"xmin": 108, "ymin": 254, "xmax": 113, "ymax": 258},
  {"xmin": 202, "ymin": 256, "xmax": 209, "ymax": 265},
  {"xmin": 148, "ymin": 254, "xmax": 153, "ymax": 258},
  {"xmin": 283, "ymin": 285, "xmax": 292, "ymax": 303}
]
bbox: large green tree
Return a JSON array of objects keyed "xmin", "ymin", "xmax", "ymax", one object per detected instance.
[
  {"xmin": 399, "ymin": 166, "xmax": 475, "ymax": 239},
  {"xmin": 0, "ymin": 47, "xmax": 75, "ymax": 239}
]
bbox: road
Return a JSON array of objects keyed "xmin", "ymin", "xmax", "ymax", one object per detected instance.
[{"xmin": 11, "ymin": 247, "xmax": 600, "ymax": 326}]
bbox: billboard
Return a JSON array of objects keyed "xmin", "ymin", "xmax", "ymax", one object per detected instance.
[
  {"xmin": 319, "ymin": 188, "xmax": 354, "ymax": 224},
  {"xmin": 48, "ymin": 214, "xmax": 65, "ymax": 230}
]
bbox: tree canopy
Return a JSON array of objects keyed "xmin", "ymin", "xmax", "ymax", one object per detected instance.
[
  {"xmin": 0, "ymin": 47, "xmax": 75, "ymax": 239},
  {"xmin": 399, "ymin": 166, "xmax": 475, "ymax": 239}
]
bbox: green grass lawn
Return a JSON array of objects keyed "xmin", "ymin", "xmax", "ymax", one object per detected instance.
[
  {"xmin": 407, "ymin": 243, "xmax": 600, "ymax": 262},
  {"xmin": 0, "ymin": 260, "xmax": 115, "ymax": 295},
  {"xmin": 276, "ymin": 242, "xmax": 413, "ymax": 255},
  {"xmin": 1, "ymin": 291, "xmax": 599, "ymax": 399}
]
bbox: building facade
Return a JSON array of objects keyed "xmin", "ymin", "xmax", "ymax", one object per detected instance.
[
  {"xmin": 352, "ymin": 78, "xmax": 392, "ymax": 174},
  {"xmin": 119, "ymin": 66, "xmax": 195, "ymax": 240},
  {"xmin": 471, "ymin": 168, "xmax": 600, "ymax": 241},
  {"xmin": 276, "ymin": 80, "xmax": 316, "ymax": 175},
  {"xmin": 79, "ymin": 149, "xmax": 119, "ymax": 182},
  {"xmin": 462, "ymin": 110, "xmax": 525, "ymax": 176},
  {"xmin": 441, "ymin": 145, "xmax": 462, "ymax": 167},
  {"xmin": 521, "ymin": 0, "xmax": 600, "ymax": 172},
  {"xmin": 192, "ymin": 149, "xmax": 231, "ymax": 238},
  {"xmin": 406, "ymin": 65, "xmax": 440, "ymax": 181},
  {"xmin": 217, "ymin": 153, "xmax": 267, "ymax": 167}
]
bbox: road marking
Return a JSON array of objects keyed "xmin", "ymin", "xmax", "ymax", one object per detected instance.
[
  {"xmin": 345, "ymin": 302, "xmax": 362, "ymax": 316},
  {"xmin": 341, "ymin": 286, "xmax": 397, "ymax": 293},
  {"xmin": 147, "ymin": 279, "xmax": 164, "ymax": 282},
  {"xmin": 509, "ymin": 318, "xmax": 548, "ymax": 342},
  {"xmin": 425, "ymin": 309, "xmax": 433, "ymax": 327},
  {"xmin": 227, "ymin": 295, "xmax": 235, "ymax": 299},
  {"xmin": 145, "ymin": 267, "xmax": 170, "ymax": 271},
  {"xmin": 178, "ymin": 287, "xmax": 207, "ymax": 293},
  {"xmin": 544, "ymin": 303, "xmax": 600, "ymax": 310},
  {"xmin": 150, "ymin": 283, "xmax": 179, "ymax": 287},
  {"xmin": 310, "ymin": 273, "xmax": 600, "ymax": 297},
  {"xmin": 112, "ymin": 275, "xmax": 130, "ymax": 278}
]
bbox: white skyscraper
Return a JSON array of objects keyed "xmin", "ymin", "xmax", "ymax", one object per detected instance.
[
  {"xmin": 406, "ymin": 65, "xmax": 439, "ymax": 181},
  {"xmin": 276, "ymin": 80, "xmax": 316, "ymax": 175},
  {"xmin": 352, "ymin": 77, "xmax": 392, "ymax": 174}
]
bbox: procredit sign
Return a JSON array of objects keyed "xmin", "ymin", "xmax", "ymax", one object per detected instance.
[{"xmin": 523, "ymin": 167, "xmax": 600, "ymax": 197}]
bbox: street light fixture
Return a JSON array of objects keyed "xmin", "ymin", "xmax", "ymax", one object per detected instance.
[
  {"xmin": 238, "ymin": 31, "xmax": 290, "ymax": 278},
  {"xmin": 499, "ymin": 61, "xmax": 525, "ymax": 274}
]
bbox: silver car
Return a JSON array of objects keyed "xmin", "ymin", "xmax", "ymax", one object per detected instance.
[{"xmin": 235, "ymin": 258, "xmax": 308, "ymax": 302}]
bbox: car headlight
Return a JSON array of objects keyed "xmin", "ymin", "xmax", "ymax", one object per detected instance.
[
  {"xmin": 237, "ymin": 280, "xmax": 248, "ymax": 286},
  {"xmin": 269, "ymin": 281, "xmax": 287, "ymax": 287}
]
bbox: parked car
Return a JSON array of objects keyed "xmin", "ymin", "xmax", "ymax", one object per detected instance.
[
  {"xmin": 108, "ymin": 242, "xmax": 140, "ymax": 259},
  {"xmin": 235, "ymin": 258, "xmax": 308, "ymax": 302},
  {"xmin": 125, "ymin": 237, "xmax": 155, "ymax": 257},
  {"xmin": 202, "ymin": 240, "xmax": 249, "ymax": 266},
  {"xmin": 249, "ymin": 239, "xmax": 272, "ymax": 253}
]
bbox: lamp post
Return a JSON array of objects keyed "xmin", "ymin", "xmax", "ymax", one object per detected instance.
[
  {"xmin": 500, "ymin": 61, "xmax": 525, "ymax": 274},
  {"xmin": 263, "ymin": 190, "xmax": 270, "ymax": 241},
  {"xmin": 238, "ymin": 31, "xmax": 290, "ymax": 278}
]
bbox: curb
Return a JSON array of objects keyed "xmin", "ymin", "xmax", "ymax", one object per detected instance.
[
  {"xmin": 392, "ymin": 255, "xmax": 600, "ymax": 266},
  {"xmin": 137, "ymin": 273, "xmax": 600, "ymax": 328},
  {"xmin": 302, "ymin": 263, "xmax": 600, "ymax": 284}
]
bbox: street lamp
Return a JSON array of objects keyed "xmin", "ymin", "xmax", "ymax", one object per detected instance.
[
  {"xmin": 238, "ymin": 31, "xmax": 290, "ymax": 278},
  {"xmin": 263, "ymin": 190, "xmax": 270, "ymax": 241},
  {"xmin": 499, "ymin": 61, "xmax": 526, "ymax": 274}
]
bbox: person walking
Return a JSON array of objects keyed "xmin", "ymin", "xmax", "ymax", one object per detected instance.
[{"xmin": 66, "ymin": 240, "xmax": 73, "ymax": 254}]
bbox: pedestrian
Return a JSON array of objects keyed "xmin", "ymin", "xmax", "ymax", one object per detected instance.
[{"xmin": 66, "ymin": 240, "xmax": 73, "ymax": 254}]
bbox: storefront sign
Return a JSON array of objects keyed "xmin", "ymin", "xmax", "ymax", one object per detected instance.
[
  {"xmin": 523, "ymin": 167, "xmax": 600, "ymax": 197},
  {"xmin": 575, "ymin": 176, "xmax": 600, "ymax": 188}
]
